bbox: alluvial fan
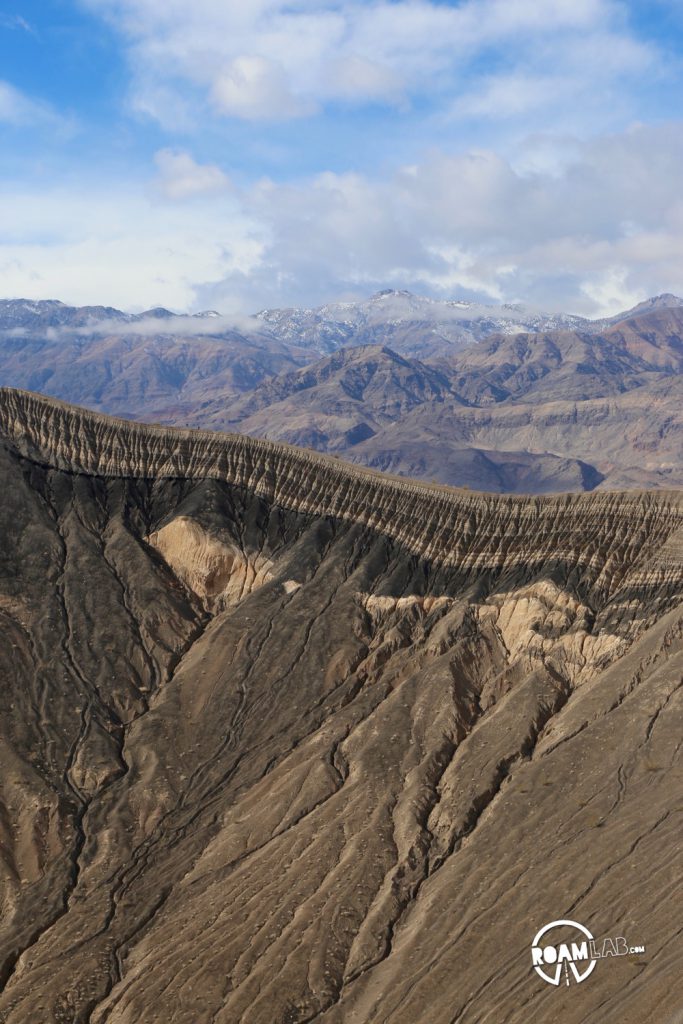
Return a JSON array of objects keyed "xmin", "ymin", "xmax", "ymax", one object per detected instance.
[{"xmin": 0, "ymin": 387, "xmax": 680, "ymax": 1024}]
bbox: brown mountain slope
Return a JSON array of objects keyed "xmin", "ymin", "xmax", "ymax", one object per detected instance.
[
  {"xmin": 0, "ymin": 290, "xmax": 591, "ymax": 419},
  {"xmin": 0, "ymin": 315, "xmax": 304, "ymax": 420},
  {"xmin": 444, "ymin": 328, "xmax": 659, "ymax": 405},
  {"xmin": 346, "ymin": 377, "xmax": 683, "ymax": 490},
  {"xmin": 188, "ymin": 308, "xmax": 683, "ymax": 492},
  {"xmin": 0, "ymin": 388, "xmax": 681, "ymax": 1024},
  {"xmin": 4, "ymin": 297, "xmax": 683, "ymax": 494},
  {"xmin": 222, "ymin": 344, "xmax": 458, "ymax": 423},
  {"xmin": 187, "ymin": 345, "xmax": 606, "ymax": 492},
  {"xmin": 439, "ymin": 307, "xmax": 683, "ymax": 406}
]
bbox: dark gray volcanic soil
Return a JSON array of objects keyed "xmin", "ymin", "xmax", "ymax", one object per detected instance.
[{"xmin": 0, "ymin": 388, "xmax": 680, "ymax": 1024}]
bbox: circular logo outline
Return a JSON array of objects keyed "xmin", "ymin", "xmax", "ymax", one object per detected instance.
[{"xmin": 531, "ymin": 919, "xmax": 597, "ymax": 986}]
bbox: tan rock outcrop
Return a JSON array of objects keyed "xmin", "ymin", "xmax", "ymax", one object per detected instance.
[{"xmin": 0, "ymin": 388, "xmax": 680, "ymax": 1024}]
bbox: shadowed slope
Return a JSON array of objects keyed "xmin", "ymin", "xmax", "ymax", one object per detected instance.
[
  {"xmin": 0, "ymin": 389, "xmax": 680, "ymax": 1024},
  {"xmin": 182, "ymin": 307, "xmax": 683, "ymax": 492}
]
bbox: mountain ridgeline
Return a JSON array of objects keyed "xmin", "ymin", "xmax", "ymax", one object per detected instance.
[
  {"xmin": 0, "ymin": 387, "xmax": 681, "ymax": 1023},
  {"xmin": 2, "ymin": 291, "xmax": 683, "ymax": 491}
]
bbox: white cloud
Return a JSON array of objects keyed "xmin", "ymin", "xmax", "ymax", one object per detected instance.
[
  {"xmin": 3, "ymin": 123, "xmax": 683, "ymax": 318},
  {"xmin": 321, "ymin": 56, "xmax": 403, "ymax": 105},
  {"xmin": 0, "ymin": 80, "xmax": 58, "ymax": 126},
  {"xmin": 72, "ymin": 312, "xmax": 261, "ymax": 337},
  {"xmin": 80, "ymin": 0, "xmax": 657, "ymax": 126},
  {"xmin": 210, "ymin": 56, "xmax": 314, "ymax": 121},
  {"xmin": 452, "ymin": 74, "xmax": 563, "ymax": 120},
  {"xmin": 154, "ymin": 149, "xmax": 232, "ymax": 199},
  {"xmin": 449, "ymin": 22, "xmax": 654, "ymax": 125},
  {"xmin": 0, "ymin": 183, "xmax": 263, "ymax": 312},
  {"xmin": 0, "ymin": 14, "xmax": 35, "ymax": 33},
  {"xmin": 194, "ymin": 122, "xmax": 683, "ymax": 316}
]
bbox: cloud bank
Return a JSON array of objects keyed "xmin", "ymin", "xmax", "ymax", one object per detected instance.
[
  {"xmin": 0, "ymin": 1, "xmax": 681, "ymax": 314},
  {"xmin": 154, "ymin": 150, "xmax": 232, "ymax": 200},
  {"xmin": 81, "ymin": 0, "xmax": 657, "ymax": 128},
  {"xmin": 2, "ymin": 121, "xmax": 683, "ymax": 316}
]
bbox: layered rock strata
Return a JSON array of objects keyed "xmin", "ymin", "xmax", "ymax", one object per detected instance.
[{"xmin": 0, "ymin": 388, "xmax": 680, "ymax": 1024}]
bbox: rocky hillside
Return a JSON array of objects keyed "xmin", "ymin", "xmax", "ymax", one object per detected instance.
[
  {"xmin": 0, "ymin": 290, "xmax": 637, "ymax": 424},
  {"xmin": 0, "ymin": 299, "xmax": 306, "ymax": 419},
  {"xmin": 189, "ymin": 305, "xmax": 683, "ymax": 491},
  {"xmin": 194, "ymin": 344, "xmax": 604, "ymax": 493},
  {"xmin": 3, "ymin": 293, "xmax": 683, "ymax": 494},
  {"xmin": 0, "ymin": 388, "xmax": 680, "ymax": 1024}
]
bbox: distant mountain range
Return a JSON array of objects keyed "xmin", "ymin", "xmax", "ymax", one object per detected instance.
[
  {"xmin": 254, "ymin": 289, "xmax": 596, "ymax": 358},
  {"xmin": 2, "ymin": 291, "xmax": 683, "ymax": 493}
]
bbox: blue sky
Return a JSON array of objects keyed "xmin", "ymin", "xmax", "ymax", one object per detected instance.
[{"xmin": 1, "ymin": 0, "xmax": 683, "ymax": 314}]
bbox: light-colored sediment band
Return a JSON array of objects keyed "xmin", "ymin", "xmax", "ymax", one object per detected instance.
[{"xmin": 1, "ymin": 386, "xmax": 683, "ymax": 584}]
